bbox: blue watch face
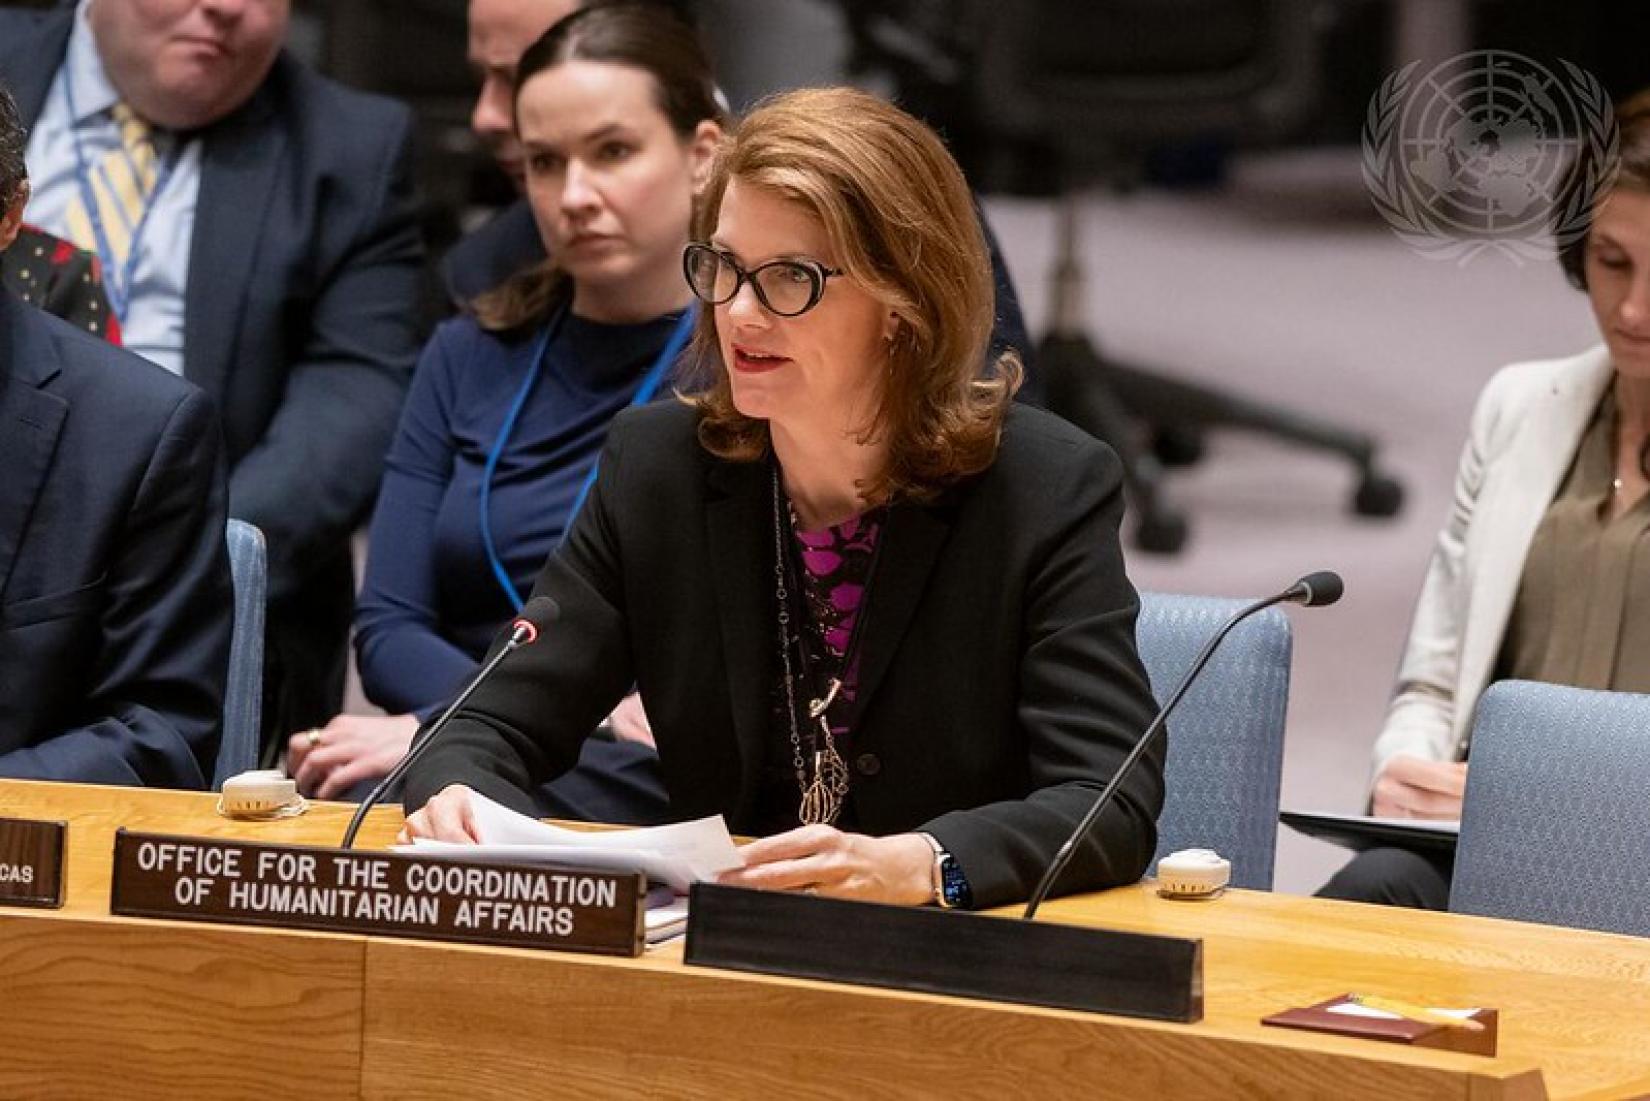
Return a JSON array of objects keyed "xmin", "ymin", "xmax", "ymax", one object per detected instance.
[{"xmin": 940, "ymin": 856, "xmax": 971, "ymax": 908}]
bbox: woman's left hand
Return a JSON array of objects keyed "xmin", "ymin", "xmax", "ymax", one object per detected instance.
[
  {"xmin": 287, "ymin": 712, "xmax": 421, "ymax": 801},
  {"xmin": 716, "ymin": 825, "xmax": 934, "ymax": 906}
]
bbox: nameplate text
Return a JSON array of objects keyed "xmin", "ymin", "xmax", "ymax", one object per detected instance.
[
  {"xmin": 0, "ymin": 817, "xmax": 66, "ymax": 909},
  {"xmin": 110, "ymin": 831, "xmax": 644, "ymax": 956}
]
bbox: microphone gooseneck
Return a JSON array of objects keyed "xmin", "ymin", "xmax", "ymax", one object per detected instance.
[
  {"xmin": 1020, "ymin": 572, "xmax": 1342, "ymax": 920},
  {"xmin": 339, "ymin": 595, "xmax": 560, "ymax": 849}
]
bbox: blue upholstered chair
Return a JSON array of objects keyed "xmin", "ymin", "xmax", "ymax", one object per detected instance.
[
  {"xmin": 1451, "ymin": 680, "xmax": 1650, "ymax": 938},
  {"xmin": 1136, "ymin": 591, "xmax": 1292, "ymax": 890},
  {"xmin": 215, "ymin": 520, "xmax": 266, "ymax": 790}
]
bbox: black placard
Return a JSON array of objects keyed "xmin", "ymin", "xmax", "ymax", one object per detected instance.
[
  {"xmin": 110, "ymin": 831, "xmax": 645, "ymax": 956},
  {"xmin": 0, "ymin": 817, "xmax": 66, "ymax": 909},
  {"xmin": 686, "ymin": 883, "xmax": 1203, "ymax": 1021}
]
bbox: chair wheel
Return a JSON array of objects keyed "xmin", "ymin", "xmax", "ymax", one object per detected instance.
[
  {"xmin": 1353, "ymin": 473, "xmax": 1404, "ymax": 517},
  {"xmin": 1134, "ymin": 510, "xmax": 1189, "ymax": 554},
  {"xmin": 1151, "ymin": 426, "xmax": 1205, "ymax": 467}
]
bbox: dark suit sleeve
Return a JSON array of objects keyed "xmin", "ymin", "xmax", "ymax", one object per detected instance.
[
  {"xmin": 924, "ymin": 437, "xmax": 1164, "ymax": 908},
  {"xmin": 225, "ymin": 107, "xmax": 422, "ymax": 603},
  {"xmin": 354, "ymin": 324, "xmax": 481, "ymax": 715},
  {"xmin": 400, "ymin": 416, "xmax": 637, "ymax": 816},
  {"xmin": 0, "ymin": 389, "xmax": 232, "ymax": 787}
]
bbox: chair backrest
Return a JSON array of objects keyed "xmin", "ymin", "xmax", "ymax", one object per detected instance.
[
  {"xmin": 971, "ymin": 0, "xmax": 1320, "ymax": 170},
  {"xmin": 1451, "ymin": 680, "xmax": 1650, "ymax": 937},
  {"xmin": 1136, "ymin": 591, "xmax": 1291, "ymax": 890},
  {"xmin": 215, "ymin": 520, "xmax": 266, "ymax": 790}
]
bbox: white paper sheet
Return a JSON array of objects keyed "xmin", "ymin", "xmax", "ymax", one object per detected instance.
[
  {"xmin": 405, "ymin": 792, "xmax": 742, "ymax": 893},
  {"xmin": 1327, "ymin": 1002, "xmax": 1480, "ymax": 1020}
]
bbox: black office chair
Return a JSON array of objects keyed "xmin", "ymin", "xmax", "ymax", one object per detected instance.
[
  {"xmin": 986, "ymin": 0, "xmax": 1404, "ymax": 551},
  {"xmin": 847, "ymin": 0, "xmax": 1403, "ymax": 552}
]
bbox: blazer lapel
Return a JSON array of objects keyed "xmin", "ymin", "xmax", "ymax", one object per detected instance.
[
  {"xmin": 702, "ymin": 463, "xmax": 956, "ymax": 783},
  {"xmin": 705, "ymin": 460, "xmax": 776, "ymax": 798},
  {"xmin": 0, "ymin": 298, "xmax": 69, "ymax": 601},
  {"xmin": 186, "ymin": 85, "xmax": 283, "ymax": 397},
  {"xmin": 1454, "ymin": 348, "xmax": 1613, "ymax": 746},
  {"xmin": 852, "ymin": 496, "xmax": 955, "ymax": 726}
]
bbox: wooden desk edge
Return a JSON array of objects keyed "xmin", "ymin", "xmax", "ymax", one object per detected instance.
[{"xmin": 0, "ymin": 781, "xmax": 1640, "ymax": 1100}]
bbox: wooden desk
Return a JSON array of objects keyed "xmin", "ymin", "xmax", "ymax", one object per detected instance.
[{"xmin": 1, "ymin": 780, "xmax": 1646, "ymax": 1100}]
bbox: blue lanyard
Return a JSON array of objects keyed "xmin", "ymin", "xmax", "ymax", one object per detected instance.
[
  {"xmin": 61, "ymin": 68, "xmax": 179, "ymax": 323},
  {"xmin": 480, "ymin": 304, "xmax": 697, "ymax": 611}
]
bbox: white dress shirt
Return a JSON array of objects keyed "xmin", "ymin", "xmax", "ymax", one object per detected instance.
[{"xmin": 23, "ymin": 0, "xmax": 201, "ymax": 375}]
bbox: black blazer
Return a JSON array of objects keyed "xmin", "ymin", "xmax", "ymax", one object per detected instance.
[
  {"xmin": 405, "ymin": 401, "xmax": 1163, "ymax": 908},
  {"xmin": 0, "ymin": 291, "xmax": 231, "ymax": 786}
]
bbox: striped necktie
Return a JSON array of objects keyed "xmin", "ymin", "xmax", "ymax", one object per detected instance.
[{"xmin": 63, "ymin": 102, "xmax": 162, "ymax": 273}]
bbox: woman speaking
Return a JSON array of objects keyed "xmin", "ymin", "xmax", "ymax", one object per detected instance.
[{"xmin": 401, "ymin": 87, "xmax": 1164, "ymax": 910}]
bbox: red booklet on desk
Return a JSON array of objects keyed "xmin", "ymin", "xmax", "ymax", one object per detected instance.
[{"xmin": 1263, "ymin": 994, "xmax": 1498, "ymax": 1056}]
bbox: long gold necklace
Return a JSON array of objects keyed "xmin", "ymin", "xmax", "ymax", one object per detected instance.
[{"xmin": 770, "ymin": 466, "xmax": 876, "ymax": 827}]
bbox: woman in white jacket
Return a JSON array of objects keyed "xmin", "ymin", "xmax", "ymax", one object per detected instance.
[{"xmin": 1322, "ymin": 95, "xmax": 1650, "ymax": 908}]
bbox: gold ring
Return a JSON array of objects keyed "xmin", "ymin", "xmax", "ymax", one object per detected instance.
[{"xmin": 304, "ymin": 728, "xmax": 323, "ymax": 749}]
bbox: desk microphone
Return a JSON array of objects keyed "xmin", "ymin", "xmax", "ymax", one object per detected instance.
[
  {"xmin": 340, "ymin": 595, "xmax": 560, "ymax": 849},
  {"xmin": 1021, "ymin": 572, "xmax": 1343, "ymax": 919}
]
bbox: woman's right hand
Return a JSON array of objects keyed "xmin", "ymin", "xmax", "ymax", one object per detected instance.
[
  {"xmin": 397, "ymin": 784, "xmax": 483, "ymax": 845},
  {"xmin": 1372, "ymin": 755, "xmax": 1468, "ymax": 820}
]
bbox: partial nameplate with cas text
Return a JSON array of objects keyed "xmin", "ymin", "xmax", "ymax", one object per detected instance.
[
  {"xmin": 109, "ymin": 830, "xmax": 646, "ymax": 956},
  {"xmin": 0, "ymin": 817, "xmax": 67, "ymax": 909}
]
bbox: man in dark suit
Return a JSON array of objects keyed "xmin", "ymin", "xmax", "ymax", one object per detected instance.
[
  {"xmin": 0, "ymin": 1, "xmax": 423, "ymax": 750},
  {"xmin": 0, "ymin": 85, "xmax": 231, "ymax": 786},
  {"xmin": 440, "ymin": 0, "xmax": 574, "ymax": 304}
]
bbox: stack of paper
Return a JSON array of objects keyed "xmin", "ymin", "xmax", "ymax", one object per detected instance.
[
  {"xmin": 644, "ymin": 896, "xmax": 690, "ymax": 944},
  {"xmin": 406, "ymin": 792, "xmax": 743, "ymax": 894}
]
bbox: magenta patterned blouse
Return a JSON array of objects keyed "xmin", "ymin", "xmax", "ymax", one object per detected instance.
[
  {"xmin": 794, "ymin": 509, "xmax": 882, "ymax": 665},
  {"xmin": 755, "ymin": 506, "xmax": 885, "ymax": 834}
]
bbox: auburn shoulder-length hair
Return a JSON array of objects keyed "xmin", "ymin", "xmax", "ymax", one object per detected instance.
[{"xmin": 684, "ymin": 87, "xmax": 1022, "ymax": 504}]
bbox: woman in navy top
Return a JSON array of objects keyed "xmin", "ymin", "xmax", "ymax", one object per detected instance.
[{"xmin": 286, "ymin": 3, "xmax": 724, "ymax": 815}]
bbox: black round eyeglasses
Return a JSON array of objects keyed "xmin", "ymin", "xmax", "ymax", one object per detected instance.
[{"xmin": 682, "ymin": 242, "xmax": 842, "ymax": 318}]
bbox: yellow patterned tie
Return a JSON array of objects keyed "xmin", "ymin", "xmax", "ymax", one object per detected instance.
[{"xmin": 63, "ymin": 102, "xmax": 160, "ymax": 271}]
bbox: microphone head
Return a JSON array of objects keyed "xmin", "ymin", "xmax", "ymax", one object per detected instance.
[
  {"xmin": 1290, "ymin": 571, "xmax": 1344, "ymax": 607},
  {"xmin": 510, "ymin": 595, "xmax": 562, "ymax": 645}
]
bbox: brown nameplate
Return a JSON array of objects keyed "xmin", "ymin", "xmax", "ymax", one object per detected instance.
[
  {"xmin": 0, "ymin": 817, "xmax": 66, "ymax": 909},
  {"xmin": 109, "ymin": 830, "xmax": 645, "ymax": 956}
]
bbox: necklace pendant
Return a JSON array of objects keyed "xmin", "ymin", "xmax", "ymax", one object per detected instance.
[
  {"xmin": 798, "ymin": 775, "xmax": 839, "ymax": 826},
  {"xmin": 799, "ymin": 746, "xmax": 850, "ymax": 826},
  {"xmin": 807, "ymin": 677, "xmax": 843, "ymax": 720},
  {"xmin": 816, "ymin": 744, "xmax": 849, "ymax": 795},
  {"xmin": 799, "ymin": 783, "xmax": 834, "ymax": 826}
]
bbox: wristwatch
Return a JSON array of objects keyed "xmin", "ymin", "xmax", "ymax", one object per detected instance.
[{"xmin": 919, "ymin": 833, "xmax": 972, "ymax": 909}]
